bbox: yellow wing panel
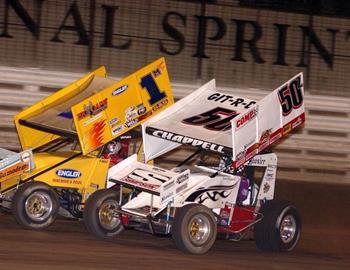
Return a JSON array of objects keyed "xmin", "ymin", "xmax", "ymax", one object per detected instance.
[
  {"xmin": 14, "ymin": 67, "xmax": 107, "ymax": 150},
  {"xmin": 72, "ymin": 57, "xmax": 174, "ymax": 154}
]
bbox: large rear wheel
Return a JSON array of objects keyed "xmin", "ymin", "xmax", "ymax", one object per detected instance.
[
  {"xmin": 84, "ymin": 188, "xmax": 124, "ymax": 239},
  {"xmin": 172, "ymin": 204, "xmax": 217, "ymax": 254},
  {"xmin": 255, "ymin": 200, "xmax": 301, "ymax": 252}
]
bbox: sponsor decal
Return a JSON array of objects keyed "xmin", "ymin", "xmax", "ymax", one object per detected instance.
[
  {"xmin": 283, "ymin": 124, "xmax": 292, "ymax": 135},
  {"xmin": 235, "ymin": 143, "xmax": 257, "ymax": 167},
  {"xmin": 56, "ymin": 169, "xmax": 82, "ymax": 179},
  {"xmin": 152, "ymin": 67, "xmax": 162, "ymax": 77},
  {"xmin": 147, "ymin": 128, "xmax": 230, "ymax": 154},
  {"xmin": 109, "ymin": 117, "xmax": 119, "ymax": 125},
  {"xmin": 112, "ymin": 124, "xmax": 124, "ymax": 136},
  {"xmin": 0, "ymin": 161, "xmax": 29, "ymax": 181},
  {"xmin": 152, "ymin": 98, "xmax": 168, "ymax": 112},
  {"xmin": 176, "ymin": 173, "xmax": 189, "ymax": 184},
  {"xmin": 120, "ymin": 135, "xmax": 132, "ymax": 139},
  {"xmin": 77, "ymin": 98, "xmax": 108, "ymax": 120},
  {"xmin": 236, "ymin": 107, "xmax": 258, "ymax": 129},
  {"xmin": 125, "ymin": 118, "xmax": 138, "ymax": 128},
  {"xmin": 270, "ymin": 130, "xmax": 283, "ymax": 144},
  {"xmin": 52, "ymin": 178, "xmax": 82, "ymax": 185},
  {"xmin": 248, "ymin": 156, "xmax": 266, "ymax": 166},
  {"xmin": 207, "ymin": 92, "xmax": 256, "ymax": 109},
  {"xmin": 265, "ymin": 166, "xmax": 276, "ymax": 181},
  {"xmin": 236, "ymin": 150, "xmax": 246, "ymax": 160},
  {"xmin": 125, "ymin": 106, "xmax": 138, "ymax": 120},
  {"xmin": 259, "ymin": 130, "xmax": 270, "ymax": 144},
  {"xmin": 138, "ymin": 111, "xmax": 153, "ymax": 122},
  {"xmin": 266, "ymin": 173, "xmax": 274, "ymax": 178},
  {"xmin": 292, "ymin": 116, "xmax": 304, "ymax": 129},
  {"xmin": 259, "ymin": 129, "xmax": 271, "ymax": 151},
  {"xmin": 112, "ymin": 85, "xmax": 128, "ymax": 96},
  {"xmin": 137, "ymin": 104, "xmax": 146, "ymax": 115},
  {"xmin": 120, "ymin": 177, "xmax": 160, "ymax": 191},
  {"xmin": 83, "ymin": 113, "xmax": 103, "ymax": 126},
  {"xmin": 246, "ymin": 148, "xmax": 258, "ymax": 160},
  {"xmin": 263, "ymin": 182, "xmax": 271, "ymax": 193},
  {"xmin": 235, "ymin": 159, "xmax": 245, "ymax": 168}
]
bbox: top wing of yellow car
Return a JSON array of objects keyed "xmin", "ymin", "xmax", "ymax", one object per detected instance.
[{"xmin": 15, "ymin": 57, "xmax": 174, "ymax": 155}]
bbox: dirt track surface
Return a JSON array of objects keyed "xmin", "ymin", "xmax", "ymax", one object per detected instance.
[{"xmin": 0, "ymin": 181, "xmax": 349, "ymax": 270}]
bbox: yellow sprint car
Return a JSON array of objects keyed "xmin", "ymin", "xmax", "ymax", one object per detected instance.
[{"xmin": 0, "ymin": 58, "xmax": 174, "ymax": 229}]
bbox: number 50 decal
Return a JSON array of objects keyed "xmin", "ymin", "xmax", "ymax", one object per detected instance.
[{"xmin": 278, "ymin": 75, "xmax": 303, "ymax": 116}]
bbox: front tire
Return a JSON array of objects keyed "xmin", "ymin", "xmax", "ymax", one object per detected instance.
[
  {"xmin": 84, "ymin": 188, "xmax": 124, "ymax": 239},
  {"xmin": 12, "ymin": 181, "xmax": 59, "ymax": 229},
  {"xmin": 255, "ymin": 200, "xmax": 301, "ymax": 252},
  {"xmin": 172, "ymin": 204, "xmax": 217, "ymax": 254}
]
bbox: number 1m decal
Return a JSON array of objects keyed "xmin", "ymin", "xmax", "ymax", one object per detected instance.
[
  {"xmin": 278, "ymin": 75, "xmax": 303, "ymax": 116},
  {"xmin": 140, "ymin": 73, "xmax": 166, "ymax": 105},
  {"xmin": 182, "ymin": 107, "xmax": 238, "ymax": 131}
]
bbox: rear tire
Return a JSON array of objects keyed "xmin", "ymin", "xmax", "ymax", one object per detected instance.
[
  {"xmin": 255, "ymin": 200, "xmax": 301, "ymax": 252},
  {"xmin": 84, "ymin": 188, "xmax": 124, "ymax": 239},
  {"xmin": 172, "ymin": 204, "xmax": 217, "ymax": 254},
  {"xmin": 12, "ymin": 181, "xmax": 59, "ymax": 229}
]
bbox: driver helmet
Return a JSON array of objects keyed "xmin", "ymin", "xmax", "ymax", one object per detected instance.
[{"xmin": 106, "ymin": 140, "xmax": 122, "ymax": 154}]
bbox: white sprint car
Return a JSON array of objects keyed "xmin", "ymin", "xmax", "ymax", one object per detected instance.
[{"xmin": 83, "ymin": 73, "xmax": 305, "ymax": 254}]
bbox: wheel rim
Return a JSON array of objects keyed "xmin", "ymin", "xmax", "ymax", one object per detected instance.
[
  {"xmin": 98, "ymin": 199, "xmax": 120, "ymax": 231},
  {"xmin": 25, "ymin": 191, "xmax": 53, "ymax": 222},
  {"xmin": 188, "ymin": 213, "xmax": 211, "ymax": 246},
  {"xmin": 279, "ymin": 214, "xmax": 297, "ymax": 243}
]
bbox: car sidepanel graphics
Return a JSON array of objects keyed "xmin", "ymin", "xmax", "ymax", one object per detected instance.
[{"xmin": 145, "ymin": 127, "xmax": 232, "ymax": 155}]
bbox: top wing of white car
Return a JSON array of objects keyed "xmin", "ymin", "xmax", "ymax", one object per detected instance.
[{"xmin": 142, "ymin": 73, "xmax": 305, "ymax": 169}]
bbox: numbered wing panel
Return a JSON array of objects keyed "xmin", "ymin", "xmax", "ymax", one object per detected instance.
[
  {"xmin": 142, "ymin": 80, "xmax": 256, "ymax": 161},
  {"xmin": 15, "ymin": 58, "xmax": 173, "ymax": 155},
  {"xmin": 231, "ymin": 73, "xmax": 305, "ymax": 167},
  {"xmin": 71, "ymin": 58, "xmax": 174, "ymax": 154},
  {"xmin": 143, "ymin": 73, "xmax": 305, "ymax": 165}
]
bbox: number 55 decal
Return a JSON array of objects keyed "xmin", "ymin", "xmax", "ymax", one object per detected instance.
[{"xmin": 278, "ymin": 75, "xmax": 303, "ymax": 116}]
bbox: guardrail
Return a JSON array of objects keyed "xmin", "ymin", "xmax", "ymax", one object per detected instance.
[{"xmin": 0, "ymin": 66, "xmax": 349, "ymax": 184}]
